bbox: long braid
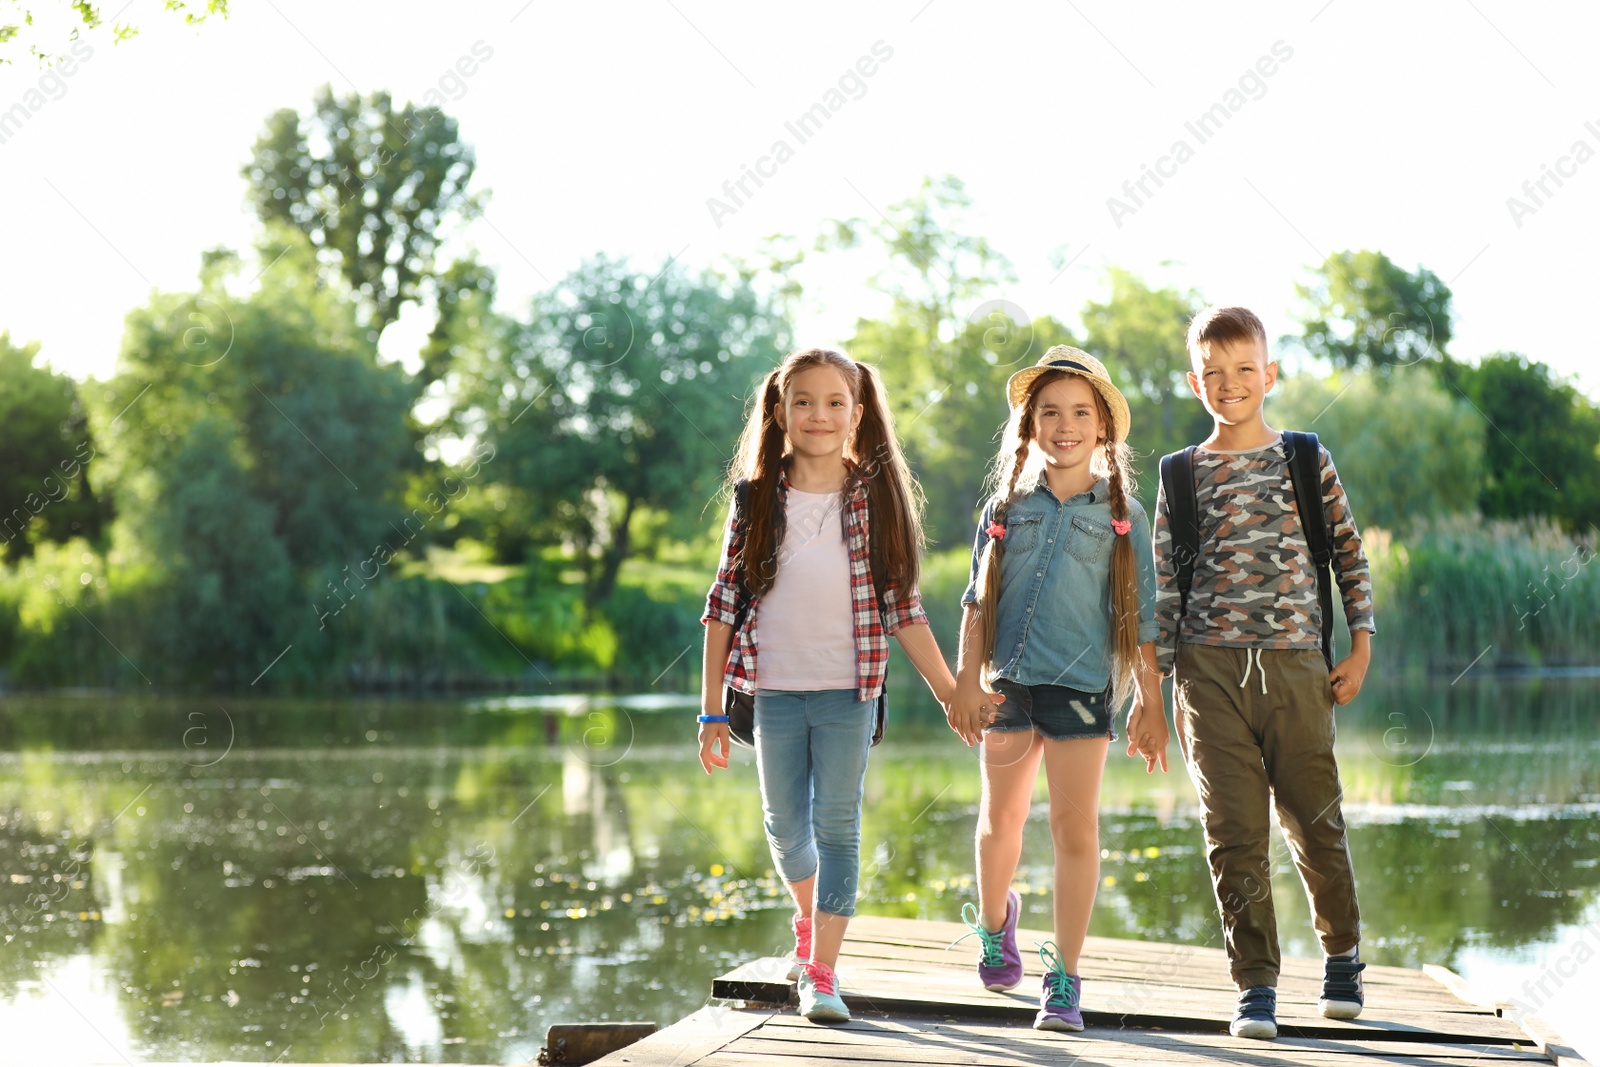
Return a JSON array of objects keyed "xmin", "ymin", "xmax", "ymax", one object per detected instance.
[
  {"xmin": 976, "ymin": 408, "xmax": 1036, "ymax": 674},
  {"xmin": 1104, "ymin": 437, "xmax": 1141, "ymax": 711}
]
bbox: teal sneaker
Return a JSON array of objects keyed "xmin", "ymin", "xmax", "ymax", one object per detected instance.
[
  {"xmin": 798, "ymin": 960, "xmax": 850, "ymax": 1023},
  {"xmin": 957, "ymin": 890, "xmax": 1023, "ymax": 991},
  {"xmin": 1034, "ymin": 941, "xmax": 1084, "ymax": 1032}
]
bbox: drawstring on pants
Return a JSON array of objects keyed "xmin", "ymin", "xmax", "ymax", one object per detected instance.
[{"xmin": 1238, "ymin": 648, "xmax": 1268, "ymax": 695}]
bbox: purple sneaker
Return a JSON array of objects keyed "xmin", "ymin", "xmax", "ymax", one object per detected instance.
[
  {"xmin": 1034, "ymin": 941, "xmax": 1084, "ymax": 1032},
  {"xmin": 958, "ymin": 888, "xmax": 1022, "ymax": 991}
]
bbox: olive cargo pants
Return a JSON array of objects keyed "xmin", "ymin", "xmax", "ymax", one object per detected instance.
[{"xmin": 1174, "ymin": 643, "xmax": 1361, "ymax": 990}]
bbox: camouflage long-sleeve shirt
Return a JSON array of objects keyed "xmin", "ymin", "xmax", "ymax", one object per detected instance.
[{"xmin": 1153, "ymin": 435, "xmax": 1375, "ymax": 674}]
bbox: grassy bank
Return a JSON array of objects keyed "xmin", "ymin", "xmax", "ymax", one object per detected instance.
[{"xmin": 0, "ymin": 517, "xmax": 1592, "ymax": 691}]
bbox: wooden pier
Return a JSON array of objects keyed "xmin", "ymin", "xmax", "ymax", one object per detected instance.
[{"xmin": 583, "ymin": 914, "xmax": 1590, "ymax": 1067}]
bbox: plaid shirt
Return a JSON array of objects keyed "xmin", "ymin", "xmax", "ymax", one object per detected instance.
[{"xmin": 701, "ymin": 472, "xmax": 928, "ymax": 701}]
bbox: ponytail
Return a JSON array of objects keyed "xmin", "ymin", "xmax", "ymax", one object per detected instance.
[
  {"xmin": 730, "ymin": 368, "xmax": 788, "ymax": 597},
  {"xmin": 849, "ymin": 361, "xmax": 924, "ymax": 602}
]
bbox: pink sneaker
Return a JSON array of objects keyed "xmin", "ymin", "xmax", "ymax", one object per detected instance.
[{"xmin": 785, "ymin": 914, "xmax": 812, "ymax": 981}]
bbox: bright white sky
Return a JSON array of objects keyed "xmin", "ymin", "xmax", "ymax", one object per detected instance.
[{"xmin": 2, "ymin": 0, "xmax": 1597, "ymax": 399}]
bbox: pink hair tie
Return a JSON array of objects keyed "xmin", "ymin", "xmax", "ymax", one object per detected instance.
[
  {"xmin": 1111, "ymin": 519, "xmax": 1132, "ymax": 536},
  {"xmin": 986, "ymin": 521, "xmax": 1006, "ymax": 541}
]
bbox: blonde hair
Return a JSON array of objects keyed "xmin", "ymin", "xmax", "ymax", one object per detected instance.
[{"xmin": 973, "ymin": 371, "xmax": 1143, "ymax": 709}]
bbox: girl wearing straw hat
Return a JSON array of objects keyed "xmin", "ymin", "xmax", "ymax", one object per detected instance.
[{"xmin": 950, "ymin": 346, "xmax": 1169, "ymax": 1032}]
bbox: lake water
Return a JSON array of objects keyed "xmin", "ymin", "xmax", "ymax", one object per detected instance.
[{"xmin": 1, "ymin": 678, "xmax": 1596, "ymax": 1064}]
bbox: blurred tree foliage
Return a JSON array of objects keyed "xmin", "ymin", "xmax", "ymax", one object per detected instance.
[
  {"xmin": 1270, "ymin": 366, "xmax": 1487, "ymax": 532},
  {"xmin": 1439, "ymin": 353, "xmax": 1600, "ymax": 533},
  {"xmin": 97, "ymin": 227, "xmax": 421, "ymax": 683},
  {"xmin": 243, "ymin": 85, "xmax": 483, "ymax": 340},
  {"xmin": 1295, "ymin": 250, "xmax": 1453, "ymax": 369},
  {"xmin": 0, "ymin": 0, "xmax": 228, "ymax": 66},
  {"xmin": 1078, "ymin": 268, "xmax": 1211, "ymax": 502},
  {"xmin": 0, "ymin": 332, "xmax": 111, "ymax": 559},
  {"xmin": 458, "ymin": 255, "xmax": 787, "ymax": 604}
]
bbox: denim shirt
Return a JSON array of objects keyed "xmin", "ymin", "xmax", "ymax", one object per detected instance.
[{"xmin": 961, "ymin": 475, "xmax": 1160, "ymax": 691}]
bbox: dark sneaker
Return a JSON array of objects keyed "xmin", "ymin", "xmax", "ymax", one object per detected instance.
[
  {"xmin": 1231, "ymin": 986, "xmax": 1278, "ymax": 1040},
  {"xmin": 1033, "ymin": 941, "xmax": 1085, "ymax": 1032},
  {"xmin": 797, "ymin": 960, "xmax": 850, "ymax": 1023},
  {"xmin": 785, "ymin": 914, "xmax": 812, "ymax": 982},
  {"xmin": 958, "ymin": 888, "xmax": 1023, "ymax": 991},
  {"xmin": 1319, "ymin": 949, "xmax": 1365, "ymax": 1019}
]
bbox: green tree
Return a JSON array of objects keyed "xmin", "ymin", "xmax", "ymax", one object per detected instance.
[
  {"xmin": 1440, "ymin": 353, "xmax": 1600, "ymax": 532},
  {"xmin": 98, "ymin": 227, "xmax": 422, "ymax": 683},
  {"xmin": 0, "ymin": 332, "xmax": 111, "ymax": 559},
  {"xmin": 464, "ymin": 255, "xmax": 787, "ymax": 604},
  {"xmin": 1078, "ymin": 268, "xmax": 1211, "ymax": 503},
  {"xmin": 824, "ymin": 176, "xmax": 1035, "ymax": 547},
  {"xmin": 1270, "ymin": 366, "xmax": 1487, "ymax": 532},
  {"xmin": 1294, "ymin": 250, "xmax": 1453, "ymax": 370},
  {"xmin": 243, "ymin": 85, "xmax": 483, "ymax": 338},
  {"xmin": 1, "ymin": 1, "xmax": 227, "ymax": 66}
]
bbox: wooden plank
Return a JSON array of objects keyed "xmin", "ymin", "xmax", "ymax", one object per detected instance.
[
  {"xmin": 820, "ymin": 963, "xmax": 1526, "ymax": 1042},
  {"xmin": 848, "ymin": 916, "xmax": 1429, "ymax": 984},
  {"xmin": 704, "ymin": 1044, "xmax": 1524, "ymax": 1067},
  {"xmin": 832, "ymin": 944, "xmax": 1479, "ymax": 1013},
  {"xmin": 711, "ymin": 957, "xmax": 795, "ymax": 1003},
  {"xmin": 545, "ymin": 1022, "xmax": 658, "ymax": 1065},
  {"xmin": 1505, "ymin": 1007, "xmax": 1594, "ymax": 1067},
  {"xmin": 1423, "ymin": 963, "xmax": 1513, "ymax": 1013},
  {"xmin": 588, "ymin": 1005, "xmax": 778, "ymax": 1067},
  {"xmin": 749, "ymin": 1015, "xmax": 1547, "ymax": 1060}
]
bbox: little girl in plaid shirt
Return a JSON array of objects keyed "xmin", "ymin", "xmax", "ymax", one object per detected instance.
[{"xmin": 698, "ymin": 347, "xmax": 963, "ymax": 1024}]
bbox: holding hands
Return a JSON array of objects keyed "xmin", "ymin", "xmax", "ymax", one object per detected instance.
[
  {"xmin": 1124, "ymin": 662, "xmax": 1169, "ymax": 774},
  {"xmin": 945, "ymin": 677, "xmax": 1004, "ymax": 748}
]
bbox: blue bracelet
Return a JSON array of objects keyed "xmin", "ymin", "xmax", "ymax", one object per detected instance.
[{"xmin": 697, "ymin": 714, "xmax": 730, "ymax": 723}]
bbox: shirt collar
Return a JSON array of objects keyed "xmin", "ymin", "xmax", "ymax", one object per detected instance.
[{"xmin": 1032, "ymin": 472, "xmax": 1109, "ymax": 504}]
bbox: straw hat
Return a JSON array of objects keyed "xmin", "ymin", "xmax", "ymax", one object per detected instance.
[{"xmin": 1005, "ymin": 346, "xmax": 1131, "ymax": 443}]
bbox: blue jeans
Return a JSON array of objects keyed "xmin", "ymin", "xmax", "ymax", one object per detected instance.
[{"xmin": 753, "ymin": 688, "xmax": 875, "ymax": 918}]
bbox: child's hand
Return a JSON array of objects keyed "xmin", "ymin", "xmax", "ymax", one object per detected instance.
[
  {"xmin": 947, "ymin": 679, "xmax": 1004, "ymax": 748},
  {"xmin": 698, "ymin": 719, "xmax": 731, "ymax": 774},
  {"xmin": 1124, "ymin": 683, "xmax": 1169, "ymax": 773},
  {"xmin": 1329, "ymin": 650, "xmax": 1369, "ymax": 706}
]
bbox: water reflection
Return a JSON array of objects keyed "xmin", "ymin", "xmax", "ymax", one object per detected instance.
[{"xmin": 0, "ymin": 677, "xmax": 1593, "ymax": 1062}]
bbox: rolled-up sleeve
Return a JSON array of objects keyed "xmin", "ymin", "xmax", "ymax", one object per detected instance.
[
  {"xmin": 881, "ymin": 582, "xmax": 930, "ymax": 635},
  {"xmin": 960, "ymin": 501, "xmax": 995, "ymax": 607},
  {"xmin": 700, "ymin": 497, "xmax": 743, "ymax": 627}
]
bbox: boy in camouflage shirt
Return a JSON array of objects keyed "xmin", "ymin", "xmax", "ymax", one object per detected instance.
[{"xmin": 1153, "ymin": 307, "xmax": 1375, "ymax": 1040}]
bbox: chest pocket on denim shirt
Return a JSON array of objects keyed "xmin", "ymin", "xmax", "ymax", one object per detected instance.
[
  {"xmin": 1003, "ymin": 514, "xmax": 1043, "ymax": 555},
  {"xmin": 1066, "ymin": 514, "xmax": 1110, "ymax": 563}
]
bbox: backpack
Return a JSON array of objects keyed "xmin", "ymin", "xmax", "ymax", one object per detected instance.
[
  {"xmin": 722, "ymin": 479, "xmax": 887, "ymax": 748},
  {"xmin": 1158, "ymin": 430, "xmax": 1336, "ymax": 669}
]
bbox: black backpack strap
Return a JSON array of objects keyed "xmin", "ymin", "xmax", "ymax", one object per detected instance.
[
  {"xmin": 1158, "ymin": 446, "xmax": 1200, "ymax": 626},
  {"xmin": 1283, "ymin": 431, "xmax": 1335, "ymax": 669}
]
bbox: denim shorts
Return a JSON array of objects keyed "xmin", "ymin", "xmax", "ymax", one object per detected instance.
[{"xmin": 987, "ymin": 679, "xmax": 1116, "ymax": 742}]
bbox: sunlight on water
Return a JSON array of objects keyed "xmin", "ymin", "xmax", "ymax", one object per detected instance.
[{"xmin": 0, "ymin": 676, "xmax": 1595, "ymax": 1063}]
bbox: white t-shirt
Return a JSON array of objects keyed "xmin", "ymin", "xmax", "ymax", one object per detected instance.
[{"xmin": 755, "ymin": 487, "xmax": 857, "ymax": 690}]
